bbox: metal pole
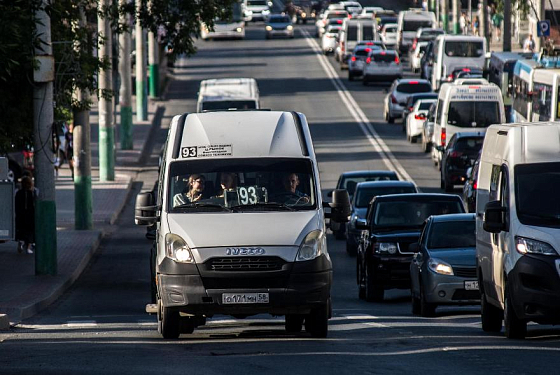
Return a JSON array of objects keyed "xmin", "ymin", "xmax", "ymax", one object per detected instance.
[
  {"xmin": 442, "ymin": 0, "xmax": 449, "ymax": 33},
  {"xmin": 481, "ymin": 0, "xmax": 489, "ymax": 46},
  {"xmin": 503, "ymin": 0, "xmax": 512, "ymax": 51},
  {"xmin": 148, "ymin": 30, "xmax": 159, "ymax": 98},
  {"xmin": 98, "ymin": 0, "xmax": 115, "ymax": 181},
  {"xmin": 73, "ymin": 7, "xmax": 93, "ymax": 230},
  {"xmin": 119, "ymin": 0, "xmax": 133, "ymax": 150},
  {"xmin": 135, "ymin": 0, "xmax": 148, "ymax": 121},
  {"xmin": 452, "ymin": 0, "xmax": 460, "ymax": 34},
  {"xmin": 468, "ymin": 0, "xmax": 472, "ymax": 35},
  {"xmin": 33, "ymin": 0, "xmax": 57, "ymax": 275}
]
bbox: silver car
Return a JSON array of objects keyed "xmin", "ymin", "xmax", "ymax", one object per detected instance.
[
  {"xmin": 362, "ymin": 50, "xmax": 403, "ymax": 85},
  {"xmin": 409, "ymin": 214, "xmax": 479, "ymax": 317},
  {"xmin": 265, "ymin": 14, "xmax": 294, "ymax": 39},
  {"xmin": 383, "ymin": 78, "xmax": 432, "ymax": 123}
]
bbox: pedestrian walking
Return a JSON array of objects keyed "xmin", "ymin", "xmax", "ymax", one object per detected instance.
[
  {"xmin": 65, "ymin": 122, "xmax": 74, "ymax": 179},
  {"xmin": 523, "ymin": 34, "xmax": 536, "ymax": 53},
  {"xmin": 460, "ymin": 12, "xmax": 468, "ymax": 35},
  {"xmin": 15, "ymin": 176, "xmax": 36, "ymax": 254},
  {"xmin": 492, "ymin": 11, "xmax": 503, "ymax": 41},
  {"xmin": 473, "ymin": 16, "xmax": 480, "ymax": 36}
]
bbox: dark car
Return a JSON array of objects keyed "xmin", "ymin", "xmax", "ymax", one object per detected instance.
[
  {"xmin": 440, "ymin": 132, "xmax": 485, "ymax": 192},
  {"xmin": 346, "ymin": 180, "xmax": 418, "ymax": 255},
  {"xmin": 330, "ymin": 170, "xmax": 399, "ymax": 239},
  {"xmin": 356, "ymin": 193, "xmax": 466, "ymax": 301},
  {"xmin": 401, "ymin": 92, "xmax": 438, "ymax": 125},
  {"xmin": 443, "ymin": 67, "xmax": 484, "ymax": 84},
  {"xmin": 462, "ymin": 151, "xmax": 481, "ymax": 212},
  {"xmin": 409, "ymin": 214, "xmax": 479, "ymax": 317},
  {"xmin": 420, "ymin": 40, "xmax": 436, "ymax": 81}
]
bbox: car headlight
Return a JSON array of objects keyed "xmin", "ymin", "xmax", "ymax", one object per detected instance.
[
  {"xmin": 262, "ymin": 9, "xmax": 270, "ymax": 15},
  {"xmin": 428, "ymin": 258, "xmax": 454, "ymax": 275},
  {"xmin": 296, "ymin": 230, "xmax": 326, "ymax": 261},
  {"xmin": 516, "ymin": 236, "xmax": 558, "ymax": 255},
  {"xmin": 236, "ymin": 27, "xmax": 243, "ymax": 33},
  {"xmin": 165, "ymin": 233, "xmax": 194, "ymax": 263},
  {"xmin": 266, "ymin": 25, "xmax": 273, "ymax": 31},
  {"xmin": 374, "ymin": 242, "xmax": 398, "ymax": 255},
  {"xmin": 287, "ymin": 25, "xmax": 293, "ymax": 31}
]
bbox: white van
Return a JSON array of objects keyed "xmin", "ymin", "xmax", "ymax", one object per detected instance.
[
  {"xmin": 135, "ymin": 110, "xmax": 350, "ymax": 339},
  {"xmin": 337, "ymin": 18, "xmax": 378, "ymax": 69},
  {"xmin": 197, "ymin": 78, "xmax": 260, "ymax": 112},
  {"xmin": 431, "ymin": 35, "xmax": 487, "ymax": 91},
  {"xmin": 432, "ymin": 81, "xmax": 505, "ymax": 166},
  {"xmin": 396, "ymin": 9, "xmax": 436, "ymax": 53},
  {"xmin": 476, "ymin": 122, "xmax": 560, "ymax": 339}
]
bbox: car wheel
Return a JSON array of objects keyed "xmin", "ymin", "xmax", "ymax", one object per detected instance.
[
  {"xmin": 420, "ymin": 286, "xmax": 436, "ymax": 317},
  {"xmin": 443, "ymin": 171, "xmax": 453, "ymax": 192},
  {"xmin": 157, "ymin": 299, "xmax": 180, "ymax": 339},
  {"xmin": 411, "ymin": 135, "xmax": 417, "ymax": 144},
  {"xmin": 180, "ymin": 317, "xmax": 195, "ymax": 334},
  {"xmin": 334, "ymin": 229, "xmax": 345, "ymax": 240},
  {"xmin": 365, "ymin": 263, "xmax": 384, "ymax": 302},
  {"xmin": 285, "ymin": 314, "xmax": 305, "ymax": 333},
  {"xmin": 305, "ymin": 299, "xmax": 329, "ymax": 338},
  {"xmin": 387, "ymin": 114, "xmax": 394, "ymax": 124},
  {"xmin": 504, "ymin": 288, "xmax": 527, "ymax": 339},
  {"xmin": 481, "ymin": 288, "xmax": 503, "ymax": 332}
]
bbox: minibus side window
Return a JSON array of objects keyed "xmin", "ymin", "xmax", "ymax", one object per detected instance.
[{"xmin": 436, "ymin": 99, "xmax": 444, "ymax": 124}]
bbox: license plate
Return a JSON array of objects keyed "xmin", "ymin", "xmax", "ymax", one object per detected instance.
[
  {"xmin": 222, "ymin": 293, "xmax": 269, "ymax": 304},
  {"xmin": 464, "ymin": 281, "xmax": 479, "ymax": 290}
]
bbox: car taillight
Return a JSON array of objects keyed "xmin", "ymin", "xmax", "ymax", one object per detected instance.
[
  {"xmin": 395, "ymin": 56, "xmax": 400, "ymax": 64},
  {"xmin": 408, "ymin": 106, "xmax": 414, "ymax": 112},
  {"xmin": 351, "ymin": 56, "xmax": 356, "ymax": 62},
  {"xmin": 414, "ymin": 114, "xmax": 426, "ymax": 120},
  {"xmin": 447, "ymin": 73, "xmax": 454, "ymax": 81},
  {"xmin": 449, "ymin": 151, "xmax": 463, "ymax": 158},
  {"xmin": 366, "ymin": 57, "xmax": 371, "ymax": 64},
  {"xmin": 473, "ymin": 181, "xmax": 478, "ymax": 190},
  {"xmin": 440, "ymin": 128, "xmax": 446, "ymax": 147},
  {"xmin": 391, "ymin": 95, "xmax": 397, "ymax": 104},
  {"xmin": 412, "ymin": 38, "xmax": 417, "ymax": 50}
]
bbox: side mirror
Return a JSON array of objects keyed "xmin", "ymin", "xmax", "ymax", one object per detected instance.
[
  {"xmin": 135, "ymin": 191, "xmax": 159, "ymax": 225},
  {"xmin": 409, "ymin": 242, "xmax": 420, "ymax": 253},
  {"xmin": 327, "ymin": 190, "xmax": 333, "ymax": 198},
  {"xmin": 355, "ymin": 218, "xmax": 368, "ymax": 230},
  {"xmin": 483, "ymin": 200, "xmax": 506, "ymax": 233},
  {"xmin": 328, "ymin": 189, "xmax": 351, "ymax": 223}
]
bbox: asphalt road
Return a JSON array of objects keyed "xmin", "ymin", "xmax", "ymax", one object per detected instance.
[{"xmin": 1, "ymin": 22, "xmax": 560, "ymax": 375}]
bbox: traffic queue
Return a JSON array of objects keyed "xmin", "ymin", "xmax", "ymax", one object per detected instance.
[{"xmin": 135, "ymin": 1, "xmax": 560, "ymax": 341}]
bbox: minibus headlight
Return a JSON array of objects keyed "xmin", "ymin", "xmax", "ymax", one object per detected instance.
[
  {"xmin": 515, "ymin": 237, "xmax": 558, "ymax": 256},
  {"xmin": 266, "ymin": 25, "xmax": 273, "ymax": 31},
  {"xmin": 165, "ymin": 233, "xmax": 195, "ymax": 263},
  {"xmin": 428, "ymin": 258, "xmax": 454, "ymax": 275},
  {"xmin": 296, "ymin": 230, "xmax": 326, "ymax": 261}
]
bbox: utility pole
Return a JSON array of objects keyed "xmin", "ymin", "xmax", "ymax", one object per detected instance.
[
  {"xmin": 503, "ymin": 0, "xmax": 512, "ymax": 51},
  {"xmin": 442, "ymin": 0, "xmax": 449, "ymax": 33},
  {"xmin": 98, "ymin": 0, "xmax": 115, "ymax": 181},
  {"xmin": 33, "ymin": 0, "xmax": 57, "ymax": 275},
  {"xmin": 119, "ymin": 0, "xmax": 133, "ymax": 150},
  {"xmin": 481, "ymin": 0, "xmax": 489, "ymax": 46},
  {"xmin": 452, "ymin": 0, "xmax": 460, "ymax": 34},
  {"xmin": 136, "ymin": 0, "xmax": 148, "ymax": 121},
  {"xmin": 73, "ymin": 7, "xmax": 93, "ymax": 230},
  {"xmin": 535, "ymin": 0, "xmax": 546, "ymax": 51},
  {"xmin": 148, "ymin": 30, "xmax": 159, "ymax": 98}
]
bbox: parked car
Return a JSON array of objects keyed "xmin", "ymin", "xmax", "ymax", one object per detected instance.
[
  {"xmin": 356, "ymin": 193, "xmax": 466, "ymax": 301},
  {"xmin": 330, "ymin": 170, "xmax": 399, "ymax": 240},
  {"xmin": 362, "ymin": 50, "xmax": 402, "ymax": 85},
  {"xmin": 405, "ymin": 98, "xmax": 437, "ymax": 143},
  {"xmin": 440, "ymin": 132, "xmax": 485, "ymax": 192},
  {"xmin": 421, "ymin": 103, "xmax": 437, "ymax": 153},
  {"xmin": 383, "ymin": 79, "xmax": 433, "ymax": 123},
  {"xmin": 462, "ymin": 151, "xmax": 481, "ymax": 212},
  {"xmin": 410, "ymin": 213, "xmax": 479, "ymax": 317},
  {"xmin": 265, "ymin": 14, "xmax": 294, "ymax": 39},
  {"xmin": 346, "ymin": 180, "xmax": 418, "ymax": 255}
]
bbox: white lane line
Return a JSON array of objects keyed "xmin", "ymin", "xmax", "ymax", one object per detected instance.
[{"xmin": 300, "ymin": 28, "xmax": 413, "ymax": 183}]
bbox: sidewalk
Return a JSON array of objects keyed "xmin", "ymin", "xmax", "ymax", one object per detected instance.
[{"xmin": 0, "ymin": 96, "xmax": 165, "ymax": 327}]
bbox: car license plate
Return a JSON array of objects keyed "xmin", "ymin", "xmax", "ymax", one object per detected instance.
[
  {"xmin": 464, "ymin": 281, "xmax": 479, "ymax": 290},
  {"xmin": 222, "ymin": 293, "xmax": 269, "ymax": 304}
]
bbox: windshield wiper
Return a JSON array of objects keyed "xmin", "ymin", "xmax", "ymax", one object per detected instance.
[
  {"xmin": 174, "ymin": 202, "xmax": 232, "ymax": 212},
  {"xmin": 230, "ymin": 202, "xmax": 295, "ymax": 212}
]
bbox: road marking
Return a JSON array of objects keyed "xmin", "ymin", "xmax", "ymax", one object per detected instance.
[{"xmin": 300, "ymin": 28, "xmax": 413, "ymax": 183}]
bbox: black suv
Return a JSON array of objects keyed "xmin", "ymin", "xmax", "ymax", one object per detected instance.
[
  {"xmin": 440, "ymin": 132, "xmax": 484, "ymax": 192},
  {"xmin": 356, "ymin": 193, "xmax": 465, "ymax": 301}
]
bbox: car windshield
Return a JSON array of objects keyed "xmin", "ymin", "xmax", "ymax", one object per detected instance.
[
  {"xmin": 372, "ymin": 52, "xmax": 397, "ymax": 62},
  {"xmin": 269, "ymin": 16, "xmax": 290, "ymax": 23},
  {"xmin": 454, "ymin": 137, "xmax": 484, "ymax": 152},
  {"xmin": 427, "ymin": 220, "xmax": 476, "ymax": 249},
  {"xmin": 396, "ymin": 82, "xmax": 432, "ymax": 94},
  {"xmin": 373, "ymin": 200, "xmax": 464, "ymax": 228},
  {"xmin": 447, "ymin": 101, "xmax": 500, "ymax": 127},
  {"xmin": 168, "ymin": 158, "xmax": 316, "ymax": 212},
  {"xmin": 419, "ymin": 101, "xmax": 435, "ymax": 110},
  {"xmin": 403, "ymin": 20, "xmax": 433, "ymax": 32},
  {"xmin": 247, "ymin": 0, "xmax": 267, "ymax": 5},
  {"xmin": 341, "ymin": 174, "xmax": 398, "ymax": 195},
  {"xmin": 445, "ymin": 41, "xmax": 484, "ymax": 57},
  {"xmin": 202, "ymin": 100, "xmax": 257, "ymax": 111},
  {"xmin": 515, "ymin": 162, "xmax": 560, "ymax": 228},
  {"xmin": 355, "ymin": 186, "xmax": 416, "ymax": 208}
]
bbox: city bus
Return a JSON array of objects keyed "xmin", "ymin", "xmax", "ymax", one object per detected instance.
[
  {"xmin": 530, "ymin": 67, "xmax": 560, "ymax": 122},
  {"xmin": 511, "ymin": 58, "xmax": 539, "ymax": 122}
]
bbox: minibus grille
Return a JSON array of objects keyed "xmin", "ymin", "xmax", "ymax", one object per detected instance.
[{"xmin": 207, "ymin": 256, "xmax": 285, "ymax": 271}]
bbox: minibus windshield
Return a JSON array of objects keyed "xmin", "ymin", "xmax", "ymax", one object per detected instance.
[
  {"xmin": 168, "ymin": 158, "xmax": 316, "ymax": 212},
  {"xmin": 447, "ymin": 101, "xmax": 500, "ymax": 127}
]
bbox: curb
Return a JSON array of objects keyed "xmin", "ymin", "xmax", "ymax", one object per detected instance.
[{"xmin": 0, "ymin": 314, "xmax": 9, "ymax": 330}]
